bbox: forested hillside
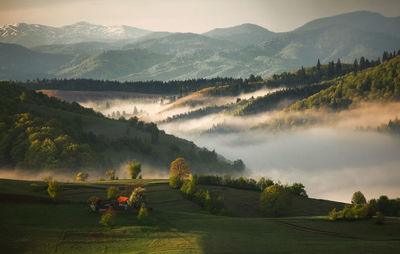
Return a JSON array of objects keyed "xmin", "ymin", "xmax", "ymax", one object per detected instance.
[
  {"xmin": 290, "ymin": 54, "xmax": 400, "ymax": 111},
  {"xmin": 162, "ymin": 54, "xmax": 386, "ymax": 122},
  {"xmin": 255, "ymin": 54, "xmax": 400, "ymax": 131},
  {"xmin": 0, "ymin": 83, "xmax": 244, "ymax": 174}
]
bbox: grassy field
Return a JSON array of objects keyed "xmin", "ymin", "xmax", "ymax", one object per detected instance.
[{"xmin": 0, "ymin": 178, "xmax": 399, "ymax": 253}]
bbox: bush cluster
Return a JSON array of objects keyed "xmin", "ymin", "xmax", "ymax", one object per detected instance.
[
  {"xmin": 195, "ymin": 174, "xmax": 307, "ymax": 197},
  {"xmin": 259, "ymin": 184, "xmax": 292, "ymax": 217},
  {"xmin": 329, "ymin": 191, "xmax": 400, "ymax": 223},
  {"xmin": 179, "ymin": 176, "xmax": 235, "ymax": 216},
  {"xmin": 328, "ymin": 204, "xmax": 375, "ymax": 221}
]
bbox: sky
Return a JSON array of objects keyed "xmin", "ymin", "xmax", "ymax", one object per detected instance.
[{"xmin": 0, "ymin": 0, "xmax": 400, "ymax": 33}]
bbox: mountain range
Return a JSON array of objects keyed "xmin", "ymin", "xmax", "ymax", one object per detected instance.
[{"xmin": 0, "ymin": 11, "xmax": 399, "ymax": 82}]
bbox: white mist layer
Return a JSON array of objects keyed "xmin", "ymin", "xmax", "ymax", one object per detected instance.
[
  {"xmin": 159, "ymin": 102, "xmax": 400, "ymax": 203},
  {"xmin": 187, "ymin": 129, "xmax": 400, "ymax": 202}
]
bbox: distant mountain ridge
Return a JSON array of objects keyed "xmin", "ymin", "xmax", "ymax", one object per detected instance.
[
  {"xmin": 203, "ymin": 23, "xmax": 278, "ymax": 47},
  {"xmin": 0, "ymin": 11, "xmax": 399, "ymax": 81},
  {"xmin": 0, "ymin": 22, "xmax": 151, "ymax": 47}
]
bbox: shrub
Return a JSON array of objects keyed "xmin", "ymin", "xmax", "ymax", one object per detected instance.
[
  {"xmin": 137, "ymin": 205, "xmax": 149, "ymax": 221},
  {"xmin": 99, "ymin": 207, "xmax": 115, "ymax": 228},
  {"xmin": 328, "ymin": 204, "xmax": 373, "ymax": 221},
  {"xmin": 328, "ymin": 208, "xmax": 338, "ymax": 221},
  {"xmin": 180, "ymin": 176, "xmax": 198, "ymax": 196},
  {"xmin": 107, "ymin": 186, "xmax": 120, "ymax": 200},
  {"xmin": 169, "ymin": 175, "xmax": 183, "ymax": 189},
  {"xmin": 259, "ymin": 184, "xmax": 292, "ymax": 217},
  {"xmin": 128, "ymin": 187, "xmax": 146, "ymax": 208},
  {"xmin": 47, "ymin": 180, "xmax": 61, "ymax": 200}
]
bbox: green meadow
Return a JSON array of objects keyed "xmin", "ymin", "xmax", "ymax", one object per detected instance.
[{"xmin": 0, "ymin": 178, "xmax": 399, "ymax": 253}]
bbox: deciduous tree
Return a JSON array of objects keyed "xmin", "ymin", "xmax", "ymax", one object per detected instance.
[
  {"xmin": 351, "ymin": 191, "xmax": 367, "ymax": 204},
  {"xmin": 169, "ymin": 157, "xmax": 190, "ymax": 179},
  {"xmin": 127, "ymin": 160, "xmax": 141, "ymax": 179},
  {"xmin": 106, "ymin": 169, "xmax": 116, "ymax": 180}
]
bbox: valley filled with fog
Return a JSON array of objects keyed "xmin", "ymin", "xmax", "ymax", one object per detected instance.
[{"xmin": 44, "ymin": 88, "xmax": 400, "ymax": 202}]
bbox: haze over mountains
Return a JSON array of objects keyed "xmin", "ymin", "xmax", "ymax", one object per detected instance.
[{"xmin": 0, "ymin": 11, "xmax": 399, "ymax": 81}]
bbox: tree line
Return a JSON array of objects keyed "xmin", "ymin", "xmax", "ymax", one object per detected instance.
[
  {"xmin": 329, "ymin": 191, "xmax": 400, "ymax": 223},
  {"xmin": 17, "ymin": 77, "xmax": 239, "ymax": 95}
]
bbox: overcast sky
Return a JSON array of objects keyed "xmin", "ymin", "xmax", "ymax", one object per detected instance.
[{"xmin": 1, "ymin": 0, "xmax": 400, "ymax": 33}]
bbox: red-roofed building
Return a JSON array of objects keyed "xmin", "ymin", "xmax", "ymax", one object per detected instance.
[{"xmin": 117, "ymin": 196, "xmax": 129, "ymax": 210}]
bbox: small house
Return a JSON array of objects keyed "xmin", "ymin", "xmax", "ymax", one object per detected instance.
[{"xmin": 117, "ymin": 196, "xmax": 129, "ymax": 210}]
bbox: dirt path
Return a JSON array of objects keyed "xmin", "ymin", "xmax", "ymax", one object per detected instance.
[
  {"xmin": 275, "ymin": 220, "xmax": 400, "ymax": 242},
  {"xmin": 275, "ymin": 220, "xmax": 357, "ymax": 239}
]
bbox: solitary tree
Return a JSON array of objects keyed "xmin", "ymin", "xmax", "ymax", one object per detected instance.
[
  {"xmin": 106, "ymin": 169, "xmax": 116, "ymax": 180},
  {"xmin": 47, "ymin": 180, "xmax": 61, "ymax": 199},
  {"xmin": 170, "ymin": 157, "xmax": 190, "ymax": 179},
  {"xmin": 128, "ymin": 160, "xmax": 142, "ymax": 179},
  {"xmin": 169, "ymin": 158, "xmax": 190, "ymax": 189},
  {"xmin": 351, "ymin": 191, "xmax": 367, "ymax": 204},
  {"xmin": 76, "ymin": 172, "xmax": 88, "ymax": 182},
  {"xmin": 137, "ymin": 203, "xmax": 149, "ymax": 222}
]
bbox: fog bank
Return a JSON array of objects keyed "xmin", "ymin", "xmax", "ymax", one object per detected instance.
[{"xmin": 189, "ymin": 129, "xmax": 400, "ymax": 202}]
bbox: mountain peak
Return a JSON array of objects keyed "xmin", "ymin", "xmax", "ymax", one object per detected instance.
[
  {"xmin": 202, "ymin": 23, "xmax": 277, "ymax": 47},
  {"xmin": 295, "ymin": 10, "xmax": 399, "ymax": 33}
]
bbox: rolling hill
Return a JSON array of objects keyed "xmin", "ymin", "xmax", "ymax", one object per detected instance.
[
  {"xmin": 0, "ymin": 82, "xmax": 244, "ymax": 175},
  {"xmin": 0, "ymin": 42, "xmax": 71, "ymax": 80},
  {"xmin": 1, "ymin": 178, "xmax": 399, "ymax": 253},
  {"xmin": 203, "ymin": 23, "xmax": 278, "ymax": 47}
]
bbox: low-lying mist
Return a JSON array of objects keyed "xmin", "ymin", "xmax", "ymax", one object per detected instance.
[
  {"xmin": 193, "ymin": 129, "xmax": 400, "ymax": 202},
  {"xmin": 0, "ymin": 162, "xmax": 169, "ymax": 183},
  {"xmin": 159, "ymin": 102, "xmax": 400, "ymax": 202}
]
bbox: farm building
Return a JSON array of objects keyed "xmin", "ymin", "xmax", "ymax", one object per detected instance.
[{"xmin": 117, "ymin": 196, "xmax": 129, "ymax": 210}]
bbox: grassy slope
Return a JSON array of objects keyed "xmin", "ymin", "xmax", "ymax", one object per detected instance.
[
  {"xmin": 202, "ymin": 184, "xmax": 345, "ymax": 217},
  {"xmin": 1, "ymin": 178, "xmax": 399, "ymax": 253}
]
